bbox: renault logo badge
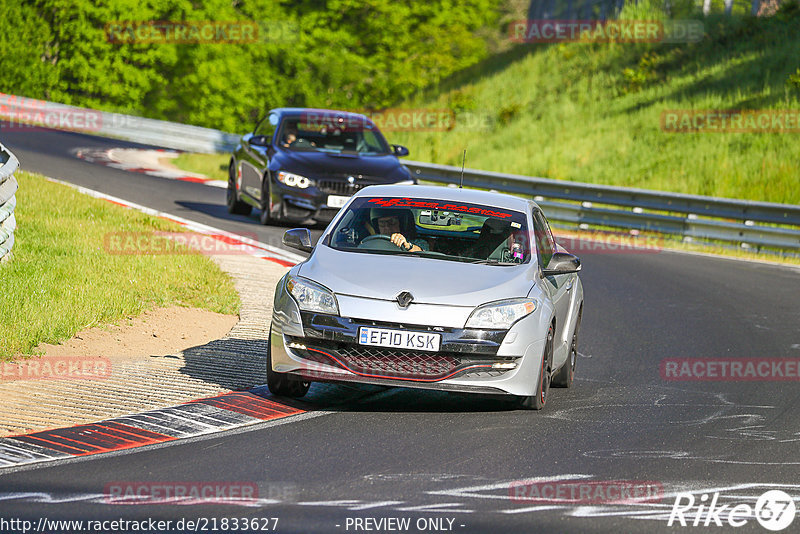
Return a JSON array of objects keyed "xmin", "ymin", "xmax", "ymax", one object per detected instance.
[{"xmin": 396, "ymin": 291, "xmax": 414, "ymax": 308}]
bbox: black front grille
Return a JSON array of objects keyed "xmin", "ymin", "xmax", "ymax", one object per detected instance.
[
  {"xmin": 317, "ymin": 176, "xmax": 385, "ymax": 196},
  {"xmin": 339, "ymin": 346, "xmax": 459, "ymax": 378},
  {"xmin": 293, "ymin": 341, "xmax": 508, "ymax": 381},
  {"xmin": 317, "ymin": 180, "xmax": 361, "ymax": 196}
]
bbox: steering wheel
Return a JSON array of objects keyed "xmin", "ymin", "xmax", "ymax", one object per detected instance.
[{"xmin": 359, "ymin": 234, "xmax": 400, "ymax": 251}]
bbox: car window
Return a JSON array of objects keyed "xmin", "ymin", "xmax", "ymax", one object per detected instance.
[
  {"xmin": 254, "ymin": 112, "xmax": 278, "ymax": 140},
  {"xmin": 532, "ymin": 209, "xmax": 555, "ymax": 268},
  {"xmin": 325, "ymin": 196, "xmax": 530, "ymax": 265},
  {"xmin": 277, "ymin": 116, "xmax": 391, "ymax": 155}
]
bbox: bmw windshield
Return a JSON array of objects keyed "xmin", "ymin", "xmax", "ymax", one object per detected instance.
[
  {"xmin": 325, "ymin": 196, "xmax": 532, "ymax": 264},
  {"xmin": 278, "ymin": 114, "xmax": 391, "ymax": 155}
]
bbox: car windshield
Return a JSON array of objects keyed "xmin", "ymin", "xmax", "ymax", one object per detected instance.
[
  {"xmin": 326, "ymin": 196, "xmax": 531, "ymax": 264},
  {"xmin": 278, "ymin": 115, "xmax": 391, "ymax": 155}
]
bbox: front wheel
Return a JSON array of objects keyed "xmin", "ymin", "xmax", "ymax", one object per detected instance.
[
  {"xmin": 266, "ymin": 327, "xmax": 310, "ymax": 398},
  {"xmin": 518, "ymin": 323, "xmax": 553, "ymax": 410},
  {"xmin": 259, "ymin": 174, "xmax": 274, "ymax": 225},
  {"xmin": 227, "ymin": 163, "xmax": 252, "ymax": 216}
]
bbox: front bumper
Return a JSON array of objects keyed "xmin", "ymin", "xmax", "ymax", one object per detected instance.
[
  {"xmin": 270, "ymin": 308, "xmax": 547, "ymax": 397},
  {"xmin": 269, "ymin": 175, "xmax": 414, "ymax": 223}
]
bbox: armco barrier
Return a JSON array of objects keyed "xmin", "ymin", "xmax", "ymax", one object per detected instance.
[
  {"xmin": 0, "ymin": 93, "xmax": 239, "ymax": 153},
  {"xmin": 0, "ymin": 142, "xmax": 19, "ymax": 263},
  {"xmin": 404, "ymin": 160, "xmax": 800, "ymax": 251},
  {"xmin": 1, "ymin": 92, "xmax": 798, "ymax": 251}
]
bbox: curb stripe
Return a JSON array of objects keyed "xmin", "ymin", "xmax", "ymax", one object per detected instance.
[
  {"xmin": 13, "ymin": 423, "xmax": 175, "ymax": 456},
  {"xmin": 75, "ymin": 148, "xmax": 226, "ymax": 188},
  {"xmin": 0, "ymin": 392, "xmax": 306, "ymax": 469},
  {"xmin": 109, "ymin": 404, "xmax": 261, "ymax": 438},
  {"xmin": 0, "ymin": 439, "xmax": 70, "ymax": 467},
  {"xmin": 194, "ymin": 392, "xmax": 304, "ymax": 420}
]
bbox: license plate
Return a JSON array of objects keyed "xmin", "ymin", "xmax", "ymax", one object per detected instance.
[
  {"xmin": 327, "ymin": 195, "xmax": 350, "ymax": 208},
  {"xmin": 358, "ymin": 327, "xmax": 441, "ymax": 352}
]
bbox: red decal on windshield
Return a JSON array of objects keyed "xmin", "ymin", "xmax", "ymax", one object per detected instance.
[{"xmin": 367, "ymin": 198, "xmax": 512, "ymax": 218}]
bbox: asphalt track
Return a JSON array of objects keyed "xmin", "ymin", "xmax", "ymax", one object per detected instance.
[{"xmin": 1, "ymin": 127, "xmax": 799, "ymax": 533}]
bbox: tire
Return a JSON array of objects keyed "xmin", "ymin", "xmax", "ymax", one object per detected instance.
[
  {"xmin": 259, "ymin": 173, "xmax": 273, "ymax": 225},
  {"xmin": 266, "ymin": 327, "xmax": 310, "ymax": 398},
  {"xmin": 518, "ymin": 323, "xmax": 554, "ymax": 410},
  {"xmin": 227, "ymin": 162, "xmax": 252, "ymax": 216},
  {"xmin": 553, "ymin": 307, "xmax": 581, "ymax": 388}
]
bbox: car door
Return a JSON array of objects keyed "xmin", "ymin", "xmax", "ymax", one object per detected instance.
[
  {"xmin": 532, "ymin": 208, "xmax": 571, "ymax": 352},
  {"xmin": 240, "ymin": 112, "xmax": 278, "ymax": 203}
]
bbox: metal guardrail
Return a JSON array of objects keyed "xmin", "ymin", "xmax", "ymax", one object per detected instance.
[
  {"xmin": 1, "ymin": 92, "xmax": 798, "ymax": 251},
  {"xmin": 405, "ymin": 160, "xmax": 800, "ymax": 251},
  {"xmin": 0, "ymin": 142, "xmax": 19, "ymax": 263},
  {"xmin": 0, "ymin": 93, "xmax": 239, "ymax": 153}
]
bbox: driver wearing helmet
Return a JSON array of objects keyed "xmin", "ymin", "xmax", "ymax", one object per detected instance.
[{"xmin": 370, "ymin": 208, "xmax": 429, "ymax": 252}]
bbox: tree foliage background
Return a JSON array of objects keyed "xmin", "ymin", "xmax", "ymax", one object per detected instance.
[{"xmin": 1, "ymin": 0, "xmax": 503, "ymax": 132}]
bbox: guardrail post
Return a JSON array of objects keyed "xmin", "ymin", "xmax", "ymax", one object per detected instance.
[{"xmin": 0, "ymin": 143, "xmax": 19, "ymax": 263}]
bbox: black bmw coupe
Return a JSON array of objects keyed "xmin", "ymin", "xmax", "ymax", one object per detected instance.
[{"xmin": 227, "ymin": 108, "xmax": 415, "ymax": 225}]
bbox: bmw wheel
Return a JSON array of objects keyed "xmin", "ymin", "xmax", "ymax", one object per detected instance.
[
  {"xmin": 259, "ymin": 173, "xmax": 273, "ymax": 225},
  {"xmin": 227, "ymin": 162, "xmax": 252, "ymax": 216}
]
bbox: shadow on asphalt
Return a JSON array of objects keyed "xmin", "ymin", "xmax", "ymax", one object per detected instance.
[
  {"xmin": 253, "ymin": 382, "xmax": 523, "ymax": 414},
  {"xmin": 177, "ymin": 336, "xmax": 521, "ymax": 414}
]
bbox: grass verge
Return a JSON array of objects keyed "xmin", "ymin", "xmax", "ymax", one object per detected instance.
[
  {"xmin": 0, "ymin": 170, "xmax": 240, "ymax": 360},
  {"xmin": 172, "ymin": 152, "xmax": 228, "ymax": 181},
  {"xmin": 388, "ymin": 5, "xmax": 800, "ymax": 205}
]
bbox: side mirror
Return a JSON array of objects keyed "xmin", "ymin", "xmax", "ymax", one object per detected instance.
[
  {"xmin": 541, "ymin": 252, "xmax": 581, "ymax": 276},
  {"xmin": 283, "ymin": 228, "xmax": 313, "ymax": 253},
  {"xmin": 392, "ymin": 144, "xmax": 409, "ymax": 157},
  {"xmin": 250, "ymin": 135, "xmax": 270, "ymax": 147}
]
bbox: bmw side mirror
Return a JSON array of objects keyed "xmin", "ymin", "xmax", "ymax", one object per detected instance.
[
  {"xmin": 542, "ymin": 252, "xmax": 581, "ymax": 276},
  {"xmin": 283, "ymin": 228, "xmax": 314, "ymax": 253},
  {"xmin": 250, "ymin": 135, "xmax": 270, "ymax": 147},
  {"xmin": 392, "ymin": 144, "xmax": 410, "ymax": 157}
]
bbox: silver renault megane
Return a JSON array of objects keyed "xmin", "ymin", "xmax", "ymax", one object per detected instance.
[{"xmin": 268, "ymin": 185, "xmax": 584, "ymax": 409}]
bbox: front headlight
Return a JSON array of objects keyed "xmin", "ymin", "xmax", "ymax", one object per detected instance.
[
  {"xmin": 277, "ymin": 171, "xmax": 313, "ymax": 189},
  {"xmin": 465, "ymin": 298, "xmax": 537, "ymax": 329},
  {"xmin": 286, "ymin": 276, "xmax": 339, "ymax": 315}
]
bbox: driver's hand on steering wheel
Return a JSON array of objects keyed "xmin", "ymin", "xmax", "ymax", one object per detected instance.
[{"xmin": 391, "ymin": 233, "xmax": 421, "ymax": 252}]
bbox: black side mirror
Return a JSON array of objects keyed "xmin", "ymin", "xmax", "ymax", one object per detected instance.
[
  {"xmin": 250, "ymin": 135, "xmax": 270, "ymax": 147},
  {"xmin": 283, "ymin": 228, "xmax": 313, "ymax": 253},
  {"xmin": 392, "ymin": 144, "xmax": 409, "ymax": 157},
  {"xmin": 542, "ymin": 252, "xmax": 581, "ymax": 276}
]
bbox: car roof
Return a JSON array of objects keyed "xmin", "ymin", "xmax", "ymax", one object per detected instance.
[{"xmin": 352, "ymin": 184, "xmax": 535, "ymax": 213}]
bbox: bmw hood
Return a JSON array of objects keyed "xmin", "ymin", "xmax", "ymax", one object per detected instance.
[
  {"xmin": 270, "ymin": 150, "xmax": 410, "ymax": 181},
  {"xmin": 298, "ymin": 245, "xmax": 535, "ymax": 308}
]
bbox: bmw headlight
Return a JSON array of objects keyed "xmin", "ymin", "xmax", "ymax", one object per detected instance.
[
  {"xmin": 286, "ymin": 276, "xmax": 339, "ymax": 315},
  {"xmin": 465, "ymin": 298, "xmax": 537, "ymax": 329},
  {"xmin": 277, "ymin": 171, "xmax": 313, "ymax": 189}
]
